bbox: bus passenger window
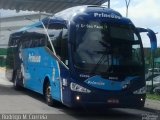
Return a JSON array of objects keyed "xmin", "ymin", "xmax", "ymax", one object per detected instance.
[
  {"xmin": 33, "ymin": 39, "xmax": 39, "ymax": 47},
  {"xmin": 39, "ymin": 38, "xmax": 46, "ymax": 47},
  {"xmin": 22, "ymin": 41, "xmax": 27, "ymax": 48},
  {"xmin": 47, "ymin": 23, "xmax": 68, "ymax": 64},
  {"xmin": 29, "ymin": 40, "xmax": 33, "ymax": 48}
]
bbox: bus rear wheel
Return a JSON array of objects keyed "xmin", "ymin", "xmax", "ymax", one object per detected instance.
[
  {"xmin": 13, "ymin": 70, "xmax": 23, "ymax": 90},
  {"xmin": 45, "ymin": 82, "xmax": 54, "ymax": 106}
]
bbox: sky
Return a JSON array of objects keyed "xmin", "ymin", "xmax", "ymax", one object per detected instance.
[
  {"xmin": 109, "ymin": 0, "xmax": 160, "ymax": 48},
  {"xmin": 0, "ymin": 0, "xmax": 160, "ymax": 47}
]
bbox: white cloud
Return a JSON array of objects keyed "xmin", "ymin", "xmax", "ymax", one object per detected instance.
[{"xmin": 112, "ymin": 0, "xmax": 160, "ymax": 47}]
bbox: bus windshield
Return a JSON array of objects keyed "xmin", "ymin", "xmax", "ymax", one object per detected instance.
[{"xmin": 73, "ymin": 20, "xmax": 143, "ymax": 73}]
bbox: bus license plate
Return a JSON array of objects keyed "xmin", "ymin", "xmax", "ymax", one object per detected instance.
[{"xmin": 107, "ymin": 99, "xmax": 119, "ymax": 104}]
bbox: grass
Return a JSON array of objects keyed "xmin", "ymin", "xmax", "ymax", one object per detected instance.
[{"xmin": 147, "ymin": 93, "xmax": 160, "ymax": 101}]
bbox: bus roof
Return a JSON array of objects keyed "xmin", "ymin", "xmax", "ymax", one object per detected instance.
[
  {"xmin": 53, "ymin": 5, "xmax": 122, "ymax": 20},
  {"xmin": 12, "ymin": 5, "xmax": 132, "ymax": 35}
]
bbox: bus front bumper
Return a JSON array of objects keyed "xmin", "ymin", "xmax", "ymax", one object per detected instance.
[{"xmin": 63, "ymin": 91, "xmax": 146, "ymax": 108}]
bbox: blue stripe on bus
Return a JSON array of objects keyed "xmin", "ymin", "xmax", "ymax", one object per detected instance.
[{"xmin": 84, "ymin": 75, "xmax": 139, "ymax": 91}]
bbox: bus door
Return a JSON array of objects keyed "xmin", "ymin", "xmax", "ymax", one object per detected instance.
[{"xmin": 47, "ymin": 22, "xmax": 69, "ymax": 101}]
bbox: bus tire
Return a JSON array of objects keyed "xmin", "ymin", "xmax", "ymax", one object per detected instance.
[
  {"xmin": 11, "ymin": 70, "xmax": 16, "ymax": 82},
  {"xmin": 45, "ymin": 82, "xmax": 54, "ymax": 106},
  {"xmin": 13, "ymin": 70, "xmax": 23, "ymax": 90}
]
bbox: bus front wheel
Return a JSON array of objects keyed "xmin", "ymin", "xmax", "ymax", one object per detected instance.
[{"xmin": 45, "ymin": 82, "xmax": 54, "ymax": 106}]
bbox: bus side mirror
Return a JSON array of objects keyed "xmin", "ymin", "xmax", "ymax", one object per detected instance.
[
  {"xmin": 137, "ymin": 27, "xmax": 157, "ymax": 51},
  {"xmin": 147, "ymin": 29, "xmax": 157, "ymax": 51}
]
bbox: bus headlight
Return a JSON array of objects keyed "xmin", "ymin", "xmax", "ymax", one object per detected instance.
[
  {"xmin": 70, "ymin": 82, "xmax": 91, "ymax": 93},
  {"xmin": 133, "ymin": 86, "xmax": 146, "ymax": 94}
]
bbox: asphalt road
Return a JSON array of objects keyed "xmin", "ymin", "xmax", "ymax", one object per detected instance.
[{"xmin": 0, "ymin": 68, "xmax": 160, "ymax": 120}]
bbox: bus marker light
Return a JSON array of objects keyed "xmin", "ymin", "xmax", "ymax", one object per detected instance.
[
  {"xmin": 140, "ymin": 98, "xmax": 143, "ymax": 102},
  {"xmin": 62, "ymin": 78, "xmax": 67, "ymax": 86},
  {"xmin": 76, "ymin": 96, "xmax": 80, "ymax": 101}
]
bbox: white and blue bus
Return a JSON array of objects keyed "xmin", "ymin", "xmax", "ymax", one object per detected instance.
[{"xmin": 6, "ymin": 6, "xmax": 157, "ymax": 108}]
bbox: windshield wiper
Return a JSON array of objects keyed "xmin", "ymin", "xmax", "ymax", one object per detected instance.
[
  {"xmin": 90, "ymin": 51, "xmax": 109, "ymax": 74},
  {"xmin": 90, "ymin": 41, "xmax": 112, "ymax": 74}
]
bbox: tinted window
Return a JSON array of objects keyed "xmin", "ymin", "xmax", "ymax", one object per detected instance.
[
  {"xmin": 73, "ymin": 20, "xmax": 143, "ymax": 73},
  {"xmin": 47, "ymin": 23, "xmax": 68, "ymax": 63},
  {"xmin": 21, "ymin": 33, "xmax": 46, "ymax": 48}
]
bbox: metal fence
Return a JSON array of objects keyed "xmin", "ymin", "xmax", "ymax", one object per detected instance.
[{"xmin": 0, "ymin": 47, "xmax": 7, "ymax": 67}]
